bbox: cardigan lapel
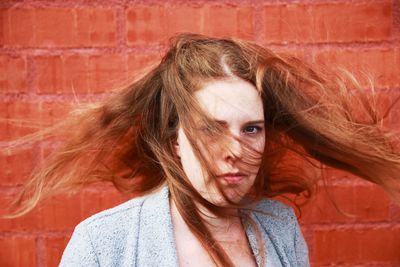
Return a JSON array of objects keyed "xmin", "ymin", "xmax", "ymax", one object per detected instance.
[
  {"xmin": 135, "ymin": 187, "xmax": 290, "ymax": 267},
  {"xmin": 136, "ymin": 186, "xmax": 179, "ymax": 267},
  {"xmin": 251, "ymin": 211, "xmax": 291, "ymax": 267}
]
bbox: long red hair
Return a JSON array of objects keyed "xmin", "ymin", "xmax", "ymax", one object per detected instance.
[{"xmin": 3, "ymin": 33, "xmax": 400, "ymax": 266}]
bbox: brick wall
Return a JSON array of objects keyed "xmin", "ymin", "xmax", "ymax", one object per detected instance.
[{"xmin": 1, "ymin": 0, "xmax": 399, "ymax": 266}]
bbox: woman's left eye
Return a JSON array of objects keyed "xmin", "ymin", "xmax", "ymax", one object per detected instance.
[{"xmin": 243, "ymin": 126, "xmax": 262, "ymax": 134}]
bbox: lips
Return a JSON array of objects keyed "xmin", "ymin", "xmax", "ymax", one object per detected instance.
[{"xmin": 218, "ymin": 172, "xmax": 246, "ymax": 185}]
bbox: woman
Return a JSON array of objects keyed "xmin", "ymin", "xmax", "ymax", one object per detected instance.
[{"xmin": 4, "ymin": 34, "xmax": 400, "ymax": 267}]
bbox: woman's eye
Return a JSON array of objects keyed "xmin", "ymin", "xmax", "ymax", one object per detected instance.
[
  {"xmin": 243, "ymin": 126, "xmax": 262, "ymax": 134},
  {"xmin": 199, "ymin": 126, "xmax": 212, "ymax": 134}
]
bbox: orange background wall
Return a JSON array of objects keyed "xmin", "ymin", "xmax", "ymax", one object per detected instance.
[{"xmin": 1, "ymin": 0, "xmax": 400, "ymax": 266}]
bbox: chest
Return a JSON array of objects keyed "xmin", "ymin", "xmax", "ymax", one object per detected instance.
[{"xmin": 173, "ymin": 225, "xmax": 258, "ymax": 267}]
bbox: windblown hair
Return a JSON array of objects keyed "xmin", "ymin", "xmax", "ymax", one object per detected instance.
[{"xmin": 3, "ymin": 33, "xmax": 400, "ymax": 266}]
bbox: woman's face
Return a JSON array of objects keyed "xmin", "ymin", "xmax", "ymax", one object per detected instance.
[{"xmin": 175, "ymin": 78, "xmax": 265, "ymax": 205}]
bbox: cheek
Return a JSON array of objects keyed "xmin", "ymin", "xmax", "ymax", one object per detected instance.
[
  {"xmin": 258, "ymin": 135, "xmax": 266, "ymax": 151},
  {"xmin": 247, "ymin": 133, "xmax": 266, "ymax": 153},
  {"xmin": 247, "ymin": 135, "xmax": 266, "ymax": 165},
  {"xmin": 176, "ymin": 129, "xmax": 206, "ymax": 187}
]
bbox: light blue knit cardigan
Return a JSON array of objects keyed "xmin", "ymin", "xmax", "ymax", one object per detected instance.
[{"xmin": 59, "ymin": 186, "xmax": 309, "ymax": 267}]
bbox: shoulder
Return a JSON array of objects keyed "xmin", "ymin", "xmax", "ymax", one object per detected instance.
[
  {"xmin": 70, "ymin": 192, "xmax": 148, "ymax": 251},
  {"xmin": 76, "ymin": 187, "xmax": 167, "ymax": 235},
  {"xmin": 254, "ymin": 199, "xmax": 310, "ymax": 266},
  {"xmin": 251, "ymin": 199, "xmax": 309, "ymax": 266},
  {"xmin": 254, "ymin": 198, "xmax": 296, "ymax": 220},
  {"xmin": 78, "ymin": 193, "xmax": 147, "ymax": 229},
  {"xmin": 60, "ymin": 187, "xmax": 168, "ymax": 266},
  {"xmin": 251, "ymin": 198, "xmax": 298, "ymax": 234},
  {"xmin": 78, "ymin": 188, "xmax": 167, "ymax": 245}
]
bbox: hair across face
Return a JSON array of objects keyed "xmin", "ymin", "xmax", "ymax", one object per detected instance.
[
  {"xmin": 174, "ymin": 78, "xmax": 265, "ymax": 205},
  {"xmin": 7, "ymin": 33, "xmax": 400, "ymax": 267}
]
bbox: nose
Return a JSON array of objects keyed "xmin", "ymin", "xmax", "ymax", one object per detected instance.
[{"xmin": 224, "ymin": 136, "xmax": 243, "ymax": 162}]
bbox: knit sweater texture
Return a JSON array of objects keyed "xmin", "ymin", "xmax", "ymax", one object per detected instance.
[{"xmin": 59, "ymin": 186, "xmax": 309, "ymax": 267}]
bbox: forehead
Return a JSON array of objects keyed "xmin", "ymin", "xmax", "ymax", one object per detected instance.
[{"xmin": 194, "ymin": 78, "xmax": 264, "ymax": 122}]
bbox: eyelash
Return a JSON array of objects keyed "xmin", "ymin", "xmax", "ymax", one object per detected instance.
[
  {"xmin": 198, "ymin": 125, "xmax": 264, "ymax": 136},
  {"xmin": 243, "ymin": 126, "xmax": 263, "ymax": 135}
]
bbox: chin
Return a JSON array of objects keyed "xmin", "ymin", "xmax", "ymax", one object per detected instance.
[
  {"xmin": 200, "ymin": 182, "xmax": 254, "ymax": 206},
  {"xmin": 216, "ymin": 188, "xmax": 249, "ymax": 206}
]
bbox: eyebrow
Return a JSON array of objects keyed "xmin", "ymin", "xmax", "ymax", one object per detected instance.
[{"xmin": 215, "ymin": 120, "xmax": 265, "ymax": 125}]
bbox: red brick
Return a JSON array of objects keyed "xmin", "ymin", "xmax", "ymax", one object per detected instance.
[
  {"xmin": 0, "ymin": 9, "xmax": 5, "ymax": 45},
  {"xmin": 322, "ymin": 168, "xmax": 367, "ymax": 183},
  {"xmin": 0, "ymin": 186, "xmax": 124, "ymax": 232},
  {"xmin": 314, "ymin": 48, "xmax": 400, "ymax": 89},
  {"xmin": 34, "ymin": 55, "xmax": 64, "ymax": 94},
  {"xmin": 43, "ymin": 235, "xmax": 70, "ymax": 267},
  {"xmin": 295, "ymin": 87, "xmax": 393, "ymax": 129},
  {"xmin": 35, "ymin": 9, "xmax": 76, "ymax": 47},
  {"xmin": 126, "ymin": 6, "xmax": 167, "ymax": 45},
  {"xmin": 166, "ymin": 6, "xmax": 203, "ymax": 37},
  {"xmin": 270, "ymin": 48, "xmax": 307, "ymax": 60},
  {"xmin": 0, "ymin": 55, "xmax": 27, "ymax": 93},
  {"xmin": 312, "ymin": 227, "xmax": 400, "ymax": 265},
  {"xmin": 40, "ymin": 102, "xmax": 72, "ymax": 125},
  {"xmin": 338, "ymin": 89, "xmax": 393, "ymax": 128},
  {"xmin": 126, "ymin": 5, "xmax": 255, "ymax": 45},
  {"xmin": 203, "ymin": 6, "xmax": 254, "ymax": 40},
  {"xmin": 34, "ymin": 54, "xmax": 128, "ymax": 94},
  {"xmin": 80, "ymin": 186, "xmax": 126, "ymax": 216},
  {"xmin": 0, "ymin": 235, "xmax": 36, "ymax": 267},
  {"xmin": 0, "ymin": 191, "xmax": 43, "ymax": 231},
  {"xmin": 126, "ymin": 53, "xmax": 161, "ymax": 80},
  {"xmin": 37, "ymin": 193, "xmax": 87, "ymax": 231},
  {"xmin": 38, "ymin": 186, "xmax": 123, "ymax": 231},
  {"xmin": 63, "ymin": 53, "xmax": 157, "ymax": 93},
  {"xmin": 0, "ymin": 101, "xmax": 72, "ymax": 140},
  {"xmin": 87, "ymin": 54, "xmax": 128, "ymax": 93},
  {"xmin": 62, "ymin": 55, "xmax": 91, "ymax": 93},
  {"xmin": 75, "ymin": 8, "xmax": 117, "ymax": 47},
  {"xmin": 34, "ymin": 53, "xmax": 162, "ymax": 93},
  {"xmin": 391, "ymin": 203, "xmax": 400, "ymax": 222},
  {"xmin": 263, "ymin": 1, "xmax": 392, "ymax": 43},
  {"xmin": 300, "ymin": 184, "xmax": 390, "ymax": 224},
  {"xmin": 0, "ymin": 102, "xmax": 40, "ymax": 141},
  {"xmin": 0, "ymin": 147, "xmax": 35, "ymax": 186},
  {"xmin": 1, "ymin": 8, "xmax": 35, "ymax": 47},
  {"xmin": 2, "ymin": 8, "xmax": 116, "ymax": 47},
  {"xmin": 375, "ymin": 90, "xmax": 395, "ymax": 128},
  {"xmin": 390, "ymin": 90, "xmax": 400, "ymax": 129}
]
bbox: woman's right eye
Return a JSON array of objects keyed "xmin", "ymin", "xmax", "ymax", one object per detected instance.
[
  {"xmin": 243, "ymin": 125, "xmax": 262, "ymax": 135},
  {"xmin": 198, "ymin": 125, "xmax": 213, "ymax": 134}
]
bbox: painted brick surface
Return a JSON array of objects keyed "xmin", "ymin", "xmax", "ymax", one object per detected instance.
[
  {"xmin": 314, "ymin": 48, "xmax": 400, "ymax": 88},
  {"xmin": 263, "ymin": 1, "xmax": 392, "ymax": 43},
  {"xmin": 1, "ymin": 1, "xmax": 399, "ymax": 267},
  {"xmin": 312, "ymin": 227, "xmax": 400, "ymax": 265},
  {"xmin": 300, "ymin": 183, "xmax": 391, "ymax": 224},
  {"xmin": 43, "ymin": 235, "xmax": 71, "ymax": 267},
  {"xmin": 0, "ymin": 235, "xmax": 37, "ymax": 267},
  {"xmin": 1, "ymin": 8, "xmax": 117, "ymax": 47},
  {"xmin": 0, "ymin": 55, "xmax": 27, "ymax": 93},
  {"xmin": 126, "ymin": 5, "xmax": 254, "ymax": 45}
]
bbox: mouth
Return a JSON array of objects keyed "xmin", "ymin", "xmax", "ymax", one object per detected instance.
[{"xmin": 218, "ymin": 172, "xmax": 247, "ymax": 185}]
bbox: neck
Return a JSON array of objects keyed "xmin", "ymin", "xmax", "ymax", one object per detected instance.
[{"xmin": 169, "ymin": 196, "xmax": 243, "ymax": 236}]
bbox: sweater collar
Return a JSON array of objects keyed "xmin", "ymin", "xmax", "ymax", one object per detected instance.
[{"xmin": 136, "ymin": 186, "xmax": 179, "ymax": 267}]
